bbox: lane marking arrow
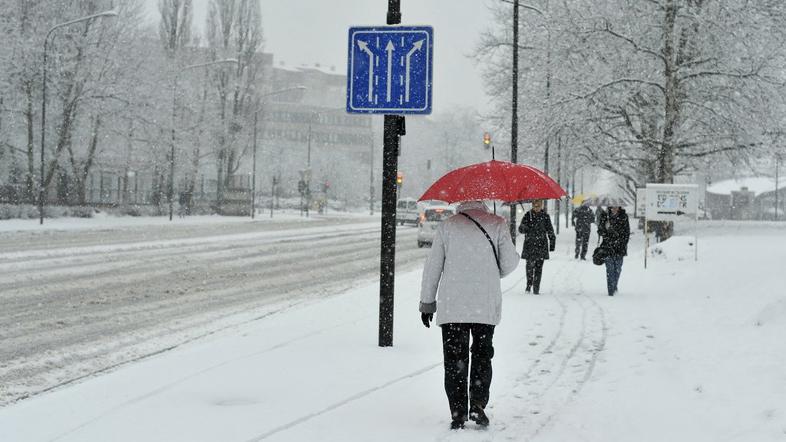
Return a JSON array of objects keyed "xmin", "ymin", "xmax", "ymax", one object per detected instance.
[
  {"xmin": 357, "ymin": 40, "xmax": 375, "ymax": 101},
  {"xmin": 385, "ymin": 41, "xmax": 395, "ymax": 102},
  {"xmin": 404, "ymin": 40, "xmax": 424, "ymax": 102}
]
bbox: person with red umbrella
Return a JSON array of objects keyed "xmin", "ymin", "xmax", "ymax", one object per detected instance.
[
  {"xmin": 419, "ymin": 200, "xmax": 519, "ymax": 429},
  {"xmin": 418, "ymin": 160, "xmax": 565, "ymax": 430},
  {"xmin": 518, "ymin": 199, "xmax": 556, "ymax": 294}
]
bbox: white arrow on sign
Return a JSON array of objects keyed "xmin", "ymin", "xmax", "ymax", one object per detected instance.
[
  {"xmin": 404, "ymin": 40, "xmax": 424, "ymax": 102},
  {"xmin": 357, "ymin": 40, "xmax": 375, "ymax": 101},
  {"xmin": 385, "ymin": 41, "xmax": 395, "ymax": 102}
]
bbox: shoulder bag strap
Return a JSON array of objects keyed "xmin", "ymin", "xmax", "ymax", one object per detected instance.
[{"xmin": 460, "ymin": 212, "xmax": 500, "ymax": 271}]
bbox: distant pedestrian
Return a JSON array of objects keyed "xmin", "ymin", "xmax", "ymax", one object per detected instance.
[
  {"xmin": 419, "ymin": 201, "xmax": 519, "ymax": 430},
  {"xmin": 595, "ymin": 205, "xmax": 605, "ymax": 226},
  {"xmin": 518, "ymin": 200, "xmax": 556, "ymax": 295},
  {"xmin": 597, "ymin": 206, "xmax": 630, "ymax": 296},
  {"xmin": 572, "ymin": 201, "xmax": 594, "ymax": 260}
]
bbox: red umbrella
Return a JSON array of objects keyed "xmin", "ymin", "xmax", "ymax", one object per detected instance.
[{"xmin": 418, "ymin": 160, "xmax": 566, "ymax": 203}]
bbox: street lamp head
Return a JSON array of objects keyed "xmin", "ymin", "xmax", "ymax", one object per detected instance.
[{"xmin": 100, "ymin": 8, "xmax": 119, "ymax": 17}]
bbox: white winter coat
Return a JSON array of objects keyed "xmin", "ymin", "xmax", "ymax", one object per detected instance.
[{"xmin": 419, "ymin": 201, "xmax": 520, "ymax": 326}]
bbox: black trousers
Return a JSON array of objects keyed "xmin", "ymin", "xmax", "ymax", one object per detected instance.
[
  {"xmin": 575, "ymin": 230, "xmax": 590, "ymax": 259},
  {"xmin": 441, "ymin": 323, "xmax": 495, "ymax": 421},
  {"xmin": 525, "ymin": 259, "xmax": 544, "ymax": 292}
]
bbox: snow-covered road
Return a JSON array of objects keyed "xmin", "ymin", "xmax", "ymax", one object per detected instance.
[
  {"xmin": 0, "ymin": 215, "xmax": 426, "ymax": 406},
  {"xmin": 1, "ymin": 220, "xmax": 785, "ymax": 442}
]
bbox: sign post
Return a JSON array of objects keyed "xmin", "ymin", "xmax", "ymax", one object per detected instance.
[
  {"xmin": 635, "ymin": 188, "xmax": 647, "ymax": 268},
  {"xmin": 347, "ymin": 2, "xmax": 433, "ymax": 347},
  {"xmin": 644, "ymin": 184, "xmax": 700, "ymax": 266}
]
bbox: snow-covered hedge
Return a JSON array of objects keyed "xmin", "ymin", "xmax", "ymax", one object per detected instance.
[{"xmin": 0, "ymin": 204, "xmax": 95, "ymax": 220}]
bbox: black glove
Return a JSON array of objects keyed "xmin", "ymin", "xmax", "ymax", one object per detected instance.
[{"xmin": 421, "ymin": 313, "xmax": 433, "ymax": 328}]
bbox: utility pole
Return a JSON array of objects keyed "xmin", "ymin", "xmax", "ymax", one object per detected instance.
[
  {"xmin": 251, "ymin": 112, "xmax": 258, "ymax": 219},
  {"xmin": 555, "ymin": 136, "xmax": 561, "ymax": 234},
  {"xmin": 510, "ymin": 0, "xmax": 519, "ymax": 243},
  {"xmin": 379, "ymin": 0, "xmax": 405, "ymax": 347}
]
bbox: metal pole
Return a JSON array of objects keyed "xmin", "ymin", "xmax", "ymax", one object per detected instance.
[
  {"xmin": 252, "ymin": 112, "xmax": 258, "ymax": 219},
  {"xmin": 38, "ymin": 10, "xmax": 117, "ymax": 225},
  {"xmin": 306, "ymin": 114, "xmax": 312, "ymax": 217},
  {"xmin": 555, "ymin": 136, "xmax": 561, "ymax": 234},
  {"xmin": 379, "ymin": 0, "xmax": 402, "ymax": 348},
  {"xmin": 169, "ymin": 75, "xmax": 176, "ymax": 221},
  {"xmin": 775, "ymin": 154, "xmax": 781, "ymax": 221},
  {"xmin": 39, "ymin": 34, "xmax": 49, "ymax": 225},
  {"xmin": 510, "ymin": 0, "xmax": 519, "ymax": 243}
]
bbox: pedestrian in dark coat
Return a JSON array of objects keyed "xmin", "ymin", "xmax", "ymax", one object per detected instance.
[
  {"xmin": 518, "ymin": 200, "xmax": 556, "ymax": 295},
  {"xmin": 572, "ymin": 202, "xmax": 594, "ymax": 260},
  {"xmin": 597, "ymin": 206, "xmax": 630, "ymax": 296}
]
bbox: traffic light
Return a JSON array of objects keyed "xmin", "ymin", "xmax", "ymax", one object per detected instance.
[
  {"xmin": 483, "ymin": 132, "xmax": 491, "ymax": 147},
  {"xmin": 396, "ymin": 172, "xmax": 403, "ymax": 186}
]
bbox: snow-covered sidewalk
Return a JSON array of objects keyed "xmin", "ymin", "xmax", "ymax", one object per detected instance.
[{"xmin": 1, "ymin": 222, "xmax": 784, "ymax": 441}]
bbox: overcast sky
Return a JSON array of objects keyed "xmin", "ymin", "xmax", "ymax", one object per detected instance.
[{"xmin": 141, "ymin": 0, "xmax": 496, "ymax": 115}]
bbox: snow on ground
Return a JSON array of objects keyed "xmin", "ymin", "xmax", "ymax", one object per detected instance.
[
  {"xmin": 1, "ymin": 221, "xmax": 784, "ymax": 441},
  {"xmin": 0, "ymin": 209, "xmax": 374, "ymax": 233}
]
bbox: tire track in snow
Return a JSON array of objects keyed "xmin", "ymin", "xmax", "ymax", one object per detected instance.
[
  {"xmin": 46, "ymin": 310, "xmax": 374, "ymax": 442},
  {"xmin": 0, "ymin": 223, "xmax": 425, "ymax": 406},
  {"xmin": 244, "ymin": 363, "xmax": 443, "ymax": 442}
]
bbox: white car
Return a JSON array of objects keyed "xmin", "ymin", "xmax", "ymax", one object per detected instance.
[
  {"xmin": 417, "ymin": 206, "xmax": 455, "ymax": 247},
  {"xmin": 396, "ymin": 198, "xmax": 420, "ymax": 226}
]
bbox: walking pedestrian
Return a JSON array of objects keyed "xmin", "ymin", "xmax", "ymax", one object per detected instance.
[
  {"xmin": 595, "ymin": 205, "xmax": 605, "ymax": 226},
  {"xmin": 597, "ymin": 205, "xmax": 630, "ymax": 296},
  {"xmin": 518, "ymin": 200, "xmax": 556, "ymax": 295},
  {"xmin": 419, "ymin": 201, "xmax": 519, "ymax": 430},
  {"xmin": 572, "ymin": 201, "xmax": 594, "ymax": 260}
]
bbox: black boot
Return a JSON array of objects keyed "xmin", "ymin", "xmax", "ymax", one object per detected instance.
[
  {"xmin": 525, "ymin": 285, "xmax": 531, "ymax": 293},
  {"xmin": 450, "ymin": 418, "xmax": 465, "ymax": 430},
  {"xmin": 469, "ymin": 407, "xmax": 489, "ymax": 427}
]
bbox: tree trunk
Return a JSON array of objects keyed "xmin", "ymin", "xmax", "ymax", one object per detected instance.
[{"xmin": 659, "ymin": 0, "xmax": 678, "ymax": 185}]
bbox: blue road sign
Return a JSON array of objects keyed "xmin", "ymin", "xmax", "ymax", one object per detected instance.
[{"xmin": 346, "ymin": 26, "xmax": 433, "ymax": 115}]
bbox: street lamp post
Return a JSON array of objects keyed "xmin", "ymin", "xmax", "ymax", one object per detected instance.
[
  {"xmin": 249, "ymin": 86, "xmax": 307, "ymax": 219},
  {"xmin": 301, "ymin": 107, "xmax": 348, "ymax": 218},
  {"xmin": 39, "ymin": 9, "xmax": 118, "ymax": 225},
  {"xmin": 169, "ymin": 58, "xmax": 238, "ymax": 221}
]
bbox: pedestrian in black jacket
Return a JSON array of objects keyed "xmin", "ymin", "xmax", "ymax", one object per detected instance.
[
  {"xmin": 572, "ymin": 202, "xmax": 594, "ymax": 260},
  {"xmin": 518, "ymin": 200, "xmax": 556, "ymax": 295},
  {"xmin": 597, "ymin": 206, "xmax": 630, "ymax": 296}
]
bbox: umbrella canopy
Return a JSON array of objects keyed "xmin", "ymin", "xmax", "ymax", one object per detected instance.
[
  {"xmin": 584, "ymin": 195, "xmax": 628, "ymax": 207},
  {"xmin": 418, "ymin": 160, "xmax": 566, "ymax": 204},
  {"xmin": 571, "ymin": 192, "xmax": 597, "ymax": 206}
]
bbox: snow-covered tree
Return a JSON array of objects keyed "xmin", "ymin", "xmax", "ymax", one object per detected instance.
[
  {"xmin": 478, "ymin": 0, "xmax": 786, "ymax": 199},
  {"xmin": 205, "ymin": 0, "xmax": 264, "ymax": 206}
]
